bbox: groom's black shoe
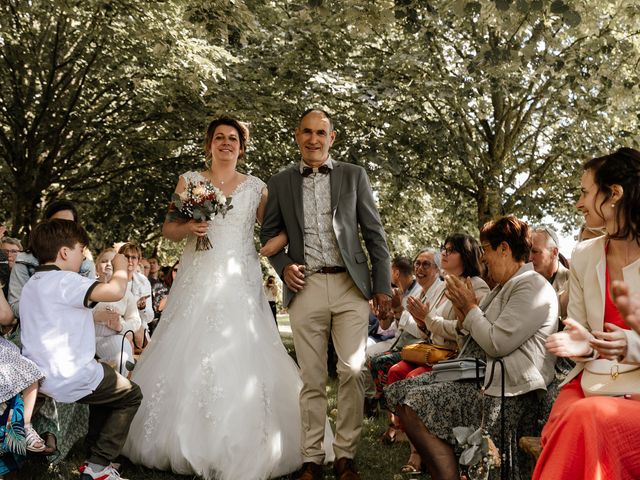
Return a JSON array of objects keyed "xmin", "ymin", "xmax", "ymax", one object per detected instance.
[
  {"xmin": 296, "ymin": 461, "xmax": 323, "ymax": 480},
  {"xmin": 334, "ymin": 457, "xmax": 360, "ymax": 480}
]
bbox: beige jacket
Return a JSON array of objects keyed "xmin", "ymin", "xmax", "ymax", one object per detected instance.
[
  {"xmin": 423, "ymin": 276, "xmax": 490, "ymax": 350},
  {"xmin": 562, "ymin": 236, "xmax": 640, "ymax": 385},
  {"xmin": 463, "ymin": 264, "xmax": 558, "ymax": 397}
]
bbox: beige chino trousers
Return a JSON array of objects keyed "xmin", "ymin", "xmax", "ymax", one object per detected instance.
[{"xmin": 288, "ymin": 271, "xmax": 369, "ymax": 463}]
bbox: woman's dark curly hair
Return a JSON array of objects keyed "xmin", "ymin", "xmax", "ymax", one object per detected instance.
[{"xmin": 583, "ymin": 147, "xmax": 640, "ymax": 242}]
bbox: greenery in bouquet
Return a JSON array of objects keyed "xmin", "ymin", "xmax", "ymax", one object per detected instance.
[
  {"xmin": 452, "ymin": 426, "xmax": 501, "ymax": 480},
  {"xmin": 166, "ymin": 181, "xmax": 233, "ymax": 251}
]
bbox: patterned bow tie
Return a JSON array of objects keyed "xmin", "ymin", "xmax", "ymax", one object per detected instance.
[{"xmin": 302, "ymin": 164, "xmax": 331, "ymax": 177}]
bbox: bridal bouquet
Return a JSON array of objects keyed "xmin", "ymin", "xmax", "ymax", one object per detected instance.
[{"xmin": 166, "ymin": 181, "xmax": 233, "ymax": 251}]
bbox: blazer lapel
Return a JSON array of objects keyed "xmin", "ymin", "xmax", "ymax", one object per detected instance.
[
  {"xmin": 330, "ymin": 162, "xmax": 343, "ymax": 213},
  {"xmin": 289, "ymin": 168, "xmax": 304, "ymax": 230},
  {"xmin": 595, "ymin": 251, "xmax": 606, "ymax": 327}
]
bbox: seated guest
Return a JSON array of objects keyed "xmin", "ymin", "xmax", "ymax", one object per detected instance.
[
  {"xmin": 8, "ymin": 199, "xmax": 96, "ymax": 320},
  {"xmin": 5, "ymin": 199, "xmax": 96, "ymax": 462},
  {"xmin": 1, "ymin": 236, "xmax": 22, "ymax": 272},
  {"xmin": 530, "ymin": 226, "xmax": 570, "ymax": 319},
  {"xmin": 372, "ymin": 256, "xmax": 419, "ymax": 344},
  {"xmin": 533, "ymin": 148, "xmax": 640, "ymax": 480},
  {"xmin": 385, "ymin": 234, "xmax": 489, "ymax": 472},
  {"xmin": 365, "ymin": 249, "xmax": 443, "ymax": 422},
  {"xmin": 93, "ymin": 248, "xmax": 142, "ymax": 375},
  {"xmin": 151, "ymin": 261, "xmax": 179, "ymax": 328},
  {"xmin": 1, "ymin": 287, "xmax": 46, "ymax": 480},
  {"xmin": 147, "ymin": 256, "xmax": 162, "ymax": 289},
  {"xmin": 385, "ymin": 216, "xmax": 558, "ymax": 480},
  {"xmin": 19, "ymin": 219, "xmax": 142, "ymax": 480},
  {"xmin": 118, "ymin": 243, "xmax": 152, "ymax": 349}
]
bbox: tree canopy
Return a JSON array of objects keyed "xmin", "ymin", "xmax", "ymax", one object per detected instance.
[{"xmin": 1, "ymin": 0, "xmax": 639, "ymax": 258}]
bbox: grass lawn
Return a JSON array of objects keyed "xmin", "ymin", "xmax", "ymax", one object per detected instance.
[{"xmin": 18, "ymin": 322, "xmax": 423, "ymax": 480}]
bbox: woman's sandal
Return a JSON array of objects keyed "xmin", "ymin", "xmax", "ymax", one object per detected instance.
[
  {"xmin": 380, "ymin": 424, "xmax": 398, "ymax": 444},
  {"xmin": 25, "ymin": 424, "xmax": 46, "ymax": 452},
  {"xmin": 400, "ymin": 452, "xmax": 423, "ymax": 474}
]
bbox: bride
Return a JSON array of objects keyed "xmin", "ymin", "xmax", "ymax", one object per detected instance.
[{"xmin": 123, "ymin": 117, "xmax": 332, "ymax": 479}]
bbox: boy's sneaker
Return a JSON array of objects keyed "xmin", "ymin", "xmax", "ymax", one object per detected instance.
[{"xmin": 79, "ymin": 463, "xmax": 127, "ymax": 480}]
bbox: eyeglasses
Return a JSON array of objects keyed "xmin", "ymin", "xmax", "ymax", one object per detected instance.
[
  {"xmin": 123, "ymin": 254, "xmax": 139, "ymax": 261},
  {"xmin": 414, "ymin": 260, "xmax": 435, "ymax": 269},
  {"xmin": 440, "ymin": 246, "xmax": 456, "ymax": 256},
  {"xmin": 1, "ymin": 248, "xmax": 20, "ymax": 256}
]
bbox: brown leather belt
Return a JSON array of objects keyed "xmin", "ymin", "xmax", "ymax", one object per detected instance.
[{"xmin": 317, "ymin": 266, "xmax": 347, "ymax": 274}]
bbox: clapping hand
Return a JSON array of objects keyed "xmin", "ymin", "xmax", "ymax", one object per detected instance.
[
  {"xmin": 444, "ymin": 275, "xmax": 477, "ymax": 318},
  {"xmin": 545, "ymin": 318, "xmax": 594, "ymax": 357},
  {"xmin": 612, "ymin": 280, "xmax": 640, "ymax": 334},
  {"xmin": 406, "ymin": 295, "xmax": 429, "ymax": 326},
  {"xmin": 591, "ymin": 323, "xmax": 628, "ymax": 361},
  {"xmin": 93, "ymin": 308, "xmax": 122, "ymax": 332}
]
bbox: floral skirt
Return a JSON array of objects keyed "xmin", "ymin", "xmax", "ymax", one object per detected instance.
[
  {"xmin": 0, "ymin": 337, "xmax": 43, "ymax": 403},
  {"xmin": 367, "ymin": 351, "xmax": 401, "ymax": 404},
  {"xmin": 384, "ymin": 369, "xmax": 538, "ymax": 480}
]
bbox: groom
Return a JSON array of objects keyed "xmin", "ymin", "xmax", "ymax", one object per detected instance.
[{"xmin": 261, "ymin": 109, "xmax": 392, "ymax": 480}]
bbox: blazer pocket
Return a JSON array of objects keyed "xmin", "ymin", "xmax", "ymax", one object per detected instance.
[{"xmin": 355, "ymin": 252, "xmax": 368, "ymax": 264}]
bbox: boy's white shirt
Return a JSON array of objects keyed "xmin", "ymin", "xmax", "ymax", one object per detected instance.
[{"xmin": 20, "ymin": 267, "xmax": 104, "ymax": 402}]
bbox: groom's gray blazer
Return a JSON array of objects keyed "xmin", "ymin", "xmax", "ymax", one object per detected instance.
[{"xmin": 261, "ymin": 160, "xmax": 392, "ymax": 307}]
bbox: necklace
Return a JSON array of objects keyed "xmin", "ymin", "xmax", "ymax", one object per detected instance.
[{"xmin": 206, "ymin": 170, "xmax": 235, "ymax": 186}]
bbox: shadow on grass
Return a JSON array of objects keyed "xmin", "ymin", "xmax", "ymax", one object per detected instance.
[{"xmin": 19, "ymin": 334, "xmax": 421, "ymax": 480}]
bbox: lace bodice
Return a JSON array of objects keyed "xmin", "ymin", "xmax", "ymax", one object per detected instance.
[{"xmin": 180, "ymin": 171, "xmax": 265, "ymax": 259}]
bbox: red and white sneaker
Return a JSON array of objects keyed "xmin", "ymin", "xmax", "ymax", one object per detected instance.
[{"xmin": 79, "ymin": 463, "xmax": 127, "ymax": 480}]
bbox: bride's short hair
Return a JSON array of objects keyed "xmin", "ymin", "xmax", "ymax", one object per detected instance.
[{"xmin": 204, "ymin": 116, "xmax": 248, "ymax": 162}]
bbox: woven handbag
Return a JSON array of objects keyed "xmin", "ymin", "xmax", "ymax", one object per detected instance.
[{"xmin": 400, "ymin": 342, "xmax": 457, "ymax": 366}]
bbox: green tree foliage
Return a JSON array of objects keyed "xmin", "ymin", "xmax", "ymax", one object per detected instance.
[
  {"xmin": 1, "ymin": 0, "xmax": 639, "ymax": 257},
  {"xmin": 218, "ymin": 0, "xmax": 640, "ymax": 238},
  {"xmin": 0, "ymin": 0, "xmax": 246, "ymax": 247}
]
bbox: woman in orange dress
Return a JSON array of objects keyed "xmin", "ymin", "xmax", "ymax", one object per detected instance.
[{"xmin": 533, "ymin": 148, "xmax": 640, "ymax": 480}]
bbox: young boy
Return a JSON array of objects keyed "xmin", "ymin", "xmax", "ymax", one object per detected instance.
[{"xmin": 20, "ymin": 219, "xmax": 142, "ymax": 480}]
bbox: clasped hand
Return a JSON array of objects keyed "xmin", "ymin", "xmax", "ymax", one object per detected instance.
[{"xmin": 546, "ymin": 318, "xmax": 628, "ymax": 360}]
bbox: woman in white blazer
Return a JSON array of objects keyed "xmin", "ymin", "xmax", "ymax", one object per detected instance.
[{"xmin": 534, "ymin": 147, "xmax": 640, "ymax": 480}]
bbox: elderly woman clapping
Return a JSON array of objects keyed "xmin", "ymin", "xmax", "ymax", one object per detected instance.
[{"xmin": 385, "ymin": 216, "xmax": 558, "ymax": 480}]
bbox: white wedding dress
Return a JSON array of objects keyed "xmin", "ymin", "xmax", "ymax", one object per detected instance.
[{"xmin": 123, "ymin": 172, "xmax": 333, "ymax": 479}]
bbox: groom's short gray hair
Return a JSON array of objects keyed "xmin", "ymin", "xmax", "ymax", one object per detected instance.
[{"xmin": 299, "ymin": 108, "xmax": 334, "ymax": 131}]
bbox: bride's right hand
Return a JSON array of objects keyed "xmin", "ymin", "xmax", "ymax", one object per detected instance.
[
  {"xmin": 185, "ymin": 220, "xmax": 209, "ymax": 237},
  {"xmin": 546, "ymin": 318, "xmax": 594, "ymax": 357}
]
